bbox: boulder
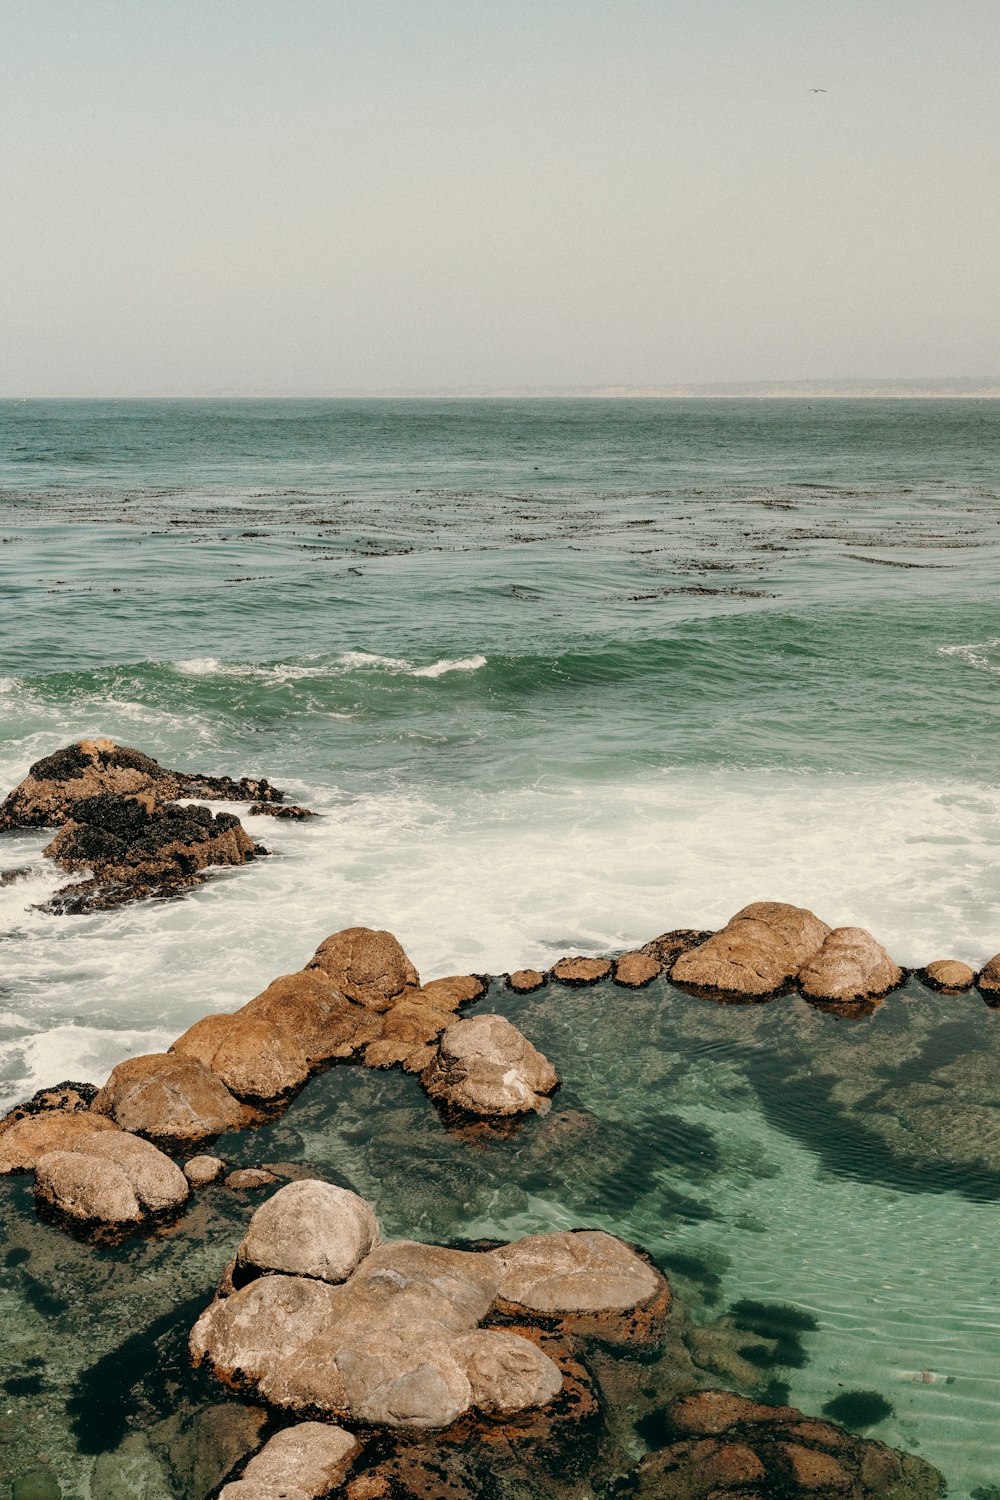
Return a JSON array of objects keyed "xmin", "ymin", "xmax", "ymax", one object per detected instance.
[
  {"xmin": 921, "ymin": 959, "xmax": 975, "ymax": 993},
  {"xmin": 68, "ymin": 1129, "xmax": 189, "ymax": 1211},
  {"xmin": 247, "ymin": 802, "xmax": 315, "ymax": 819},
  {"xmin": 34, "ymin": 1150, "xmax": 143, "ymax": 1225},
  {"xmin": 613, "ymin": 951, "xmax": 661, "ymax": 988},
  {"xmin": 457, "ymin": 1329, "xmax": 563, "ymax": 1414},
  {"xmin": 308, "ymin": 927, "xmax": 419, "ymax": 1010},
  {"xmin": 171, "ymin": 1012, "xmax": 309, "ymax": 1101},
  {"xmin": 421, "ymin": 1015, "xmax": 558, "ymax": 1117},
  {"xmin": 491, "ymin": 1230, "xmax": 664, "ymax": 1316},
  {"xmin": 91, "ymin": 1052, "xmax": 246, "ymax": 1142},
  {"xmin": 185, "ymin": 1153, "xmax": 225, "ymax": 1185},
  {"xmin": 237, "ymin": 1181, "xmax": 381, "ymax": 1284},
  {"xmin": 798, "ymin": 927, "xmax": 903, "ymax": 1004},
  {"xmin": 550, "ymin": 956, "xmax": 612, "ymax": 984},
  {"xmin": 508, "ymin": 968, "xmax": 545, "ymax": 993},
  {"xmin": 221, "ymin": 1423, "xmax": 359, "ymax": 1500},
  {"xmin": 363, "ymin": 1000, "xmax": 451, "ymax": 1069},
  {"xmin": 977, "ymin": 952, "xmax": 1000, "ymax": 1002},
  {"xmin": 0, "ymin": 738, "xmax": 282, "ymax": 830},
  {"xmin": 346, "ymin": 1241, "xmax": 501, "ymax": 1332},
  {"xmin": 0, "ymin": 1108, "xmax": 118, "ymax": 1173},
  {"xmin": 419, "ymin": 975, "xmax": 487, "ymax": 1012},
  {"xmin": 671, "ymin": 902, "xmax": 830, "ymax": 997},
  {"xmin": 240, "ymin": 970, "xmax": 373, "ymax": 1062}
]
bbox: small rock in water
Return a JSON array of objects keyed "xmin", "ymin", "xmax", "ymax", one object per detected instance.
[
  {"xmin": 550, "ymin": 956, "xmax": 612, "ymax": 984},
  {"xmin": 613, "ymin": 951, "xmax": 661, "ymax": 988},
  {"xmin": 220, "ymin": 1421, "xmax": 359, "ymax": 1499},
  {"xmin": 185, "ymin": 1153, "xmax": 226, "ymax": 1185},
  {"xmin": 508, "ymin": 968, "xmax": 545, "ymax": 993},
  {"xmin": 798, "ymin": 926, "xmax": 903, "ymax": 1004},
  {"xmin": 421, "ymin": 1014, "xmax": 558, "ymax": 1118},
  {"xmin": 922, "ymin": 958, "xmax": 975, "ymax": 993},
  {"xmin": 226, "ymin": 1168, "xmax": 279, "ymax": 1190}
]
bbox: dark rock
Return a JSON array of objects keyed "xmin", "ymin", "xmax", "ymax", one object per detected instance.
[{"xmin": 248, "ymin": 802, "xmax": 316, "ymax": 819}]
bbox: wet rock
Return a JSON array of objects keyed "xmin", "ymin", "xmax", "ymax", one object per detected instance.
[
  {"xmin": 308, "ymin": 927, "xmax": 420, "ymax": 1010},
  {"xmin": 419, "ymin": 974, "xmax": 488, "ymax": 1011},
  {"xmin": 0, "ymin": 1108, "xmax": 119, "ymax": 1173},
  {"xmin": 236, "ymin": 1180, "xmax": 381, "ymax": 1283},
  {"xmin": 0, "ymin": 738, "xmax": 283, "ymax": 831},
  {"xmin": 34, "ymin": 1150, "xmax": 143, "ymax": 1225},
  {"xmin": 220, "ymin": 1422, "xmax": 359, "ymax": 1499},
  {"xmin": 641, "ymin": 929, "xmax": 714, "ymax": 967},
  {"xmin": 551, "ymin": 956, "xmax": 613, "ymax": 984},
  {"xmin": 247, "ymin": 802, "xmax": 316, "ymax": 819},
  {"xmin": 243, "ymin": 970, "xmax": 384, "ymax": 1062},
  {"xmin": 457, "ymin": 1328, "xmax": 564, "ymax": 1413},
  {"xmin": 622, "ymin": 1388, "xmax": 944, "ymax": 1499},
  {"xmin": 172, "ymin": 1010, "xmax": 310, "ymax": 1101},
  {"xmin": 671, "ymin": 903, "xmax": 831, "ymax": 998},
  {"xmin": 362, "ymin": 1000, "xmax": 452, "ymax": 1070},
  {"xmin": 91, "ymin": 1051, "xmax": 247, "ymax": 1143},
  {"xmin": 798, "ymin": 928, "xmax": 903, "ymax": 1005},
  {"xmin": 920, "ymin": 959, "xmax": 975, "ymax": 993},
  {"xmin": 185, "ymin": 1153, "xmax": 225, "ymax": 1185},
  {"xmin": 226, "ymin": 1168, "xmax": 279, "ymax": 1190},
  {"xmin": 613, "ymin": 951, "xmax": 662, "ymax": 988},
  {"xmin": 508, "ymin": 968, "xmax": 545, "ymax": 993},
  {"xmin": 976, "ymin": 951, "xmax": 1000, "ymax": 1002},
  {"xmin": 421, "ymin": 1014, "xmax": 558, "ymax": 1117}
]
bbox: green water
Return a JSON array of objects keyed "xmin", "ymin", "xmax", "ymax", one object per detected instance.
[{"xmin": 2, "ymin": 399, "xmax": 1000, "ymax": 1495}]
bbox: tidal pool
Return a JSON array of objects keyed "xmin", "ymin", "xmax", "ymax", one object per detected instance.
[{"xmin": 2, "ymin": 975, "xmax": 998, "ymax": 1497}]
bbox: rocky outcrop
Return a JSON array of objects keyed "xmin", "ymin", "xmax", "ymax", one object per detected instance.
[
  {"xmin": 191, "ymin": 1183, "xmax": 667, "ymax": 1434},
  {"xmin": 308, "ymin": 927, "xmax": 420, "ymax": 1009},
  {"xmin": 920, "ymin": 959, "xmax": 975, "ymax": 993},
  {"xmin": 91, "ymin": 1052, "xmax": 247, "ymax": 1143},
  {"xmin": 0, "ymin": 738, "xmax": 285, "ymax": 830},
  {"xmin": 219, "ymin": 1423, "xmax": 359, "ymax": 1500},
  {"xmin": 798, "ymin": 927, "xmax": 903, "ymax": 1006},
  {"xmin": 619, "ymin": 1388, "xmax": 943, "ymax": 1498},
  {"xmin": 34, "ymin": 1131, "xmax": 188, "ymax": 1226},
  {"xmin": 671, "ymin": 902, "xmax": 831, "ymax": 998},
  {"xmin": 172, "ymin": 1010, "xmax": 311, "ymax": 1102},
  {"xmin": 613, "ymin": 951, "xmax": 662, "ymax": 988},
  {"xmin": 0, "ymin": 1107, "xmax": 119, "ymax": 1172},
  {"xmin": 421, "ymin": 1014, "xmax": 558, "ymax": 1118},
  {"xmin": 551, "ymin": 956, "xmax": 612, "ymax": 985}
]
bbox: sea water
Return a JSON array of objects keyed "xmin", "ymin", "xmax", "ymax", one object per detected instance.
[{"xmin": 1, "ymin": 398, "xmax": 1000, "ymax": 1495}]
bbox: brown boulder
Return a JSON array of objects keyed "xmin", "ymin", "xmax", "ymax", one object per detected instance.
[
  {"xmin": 171, "ymin": 1012, "xmax": 309, "ymax": 1101},
  {"xmin": 921, "ymin": 959, "xmax": 975, "ymax": 994},
  {"xmin": 0, "ymin": 1108, "xmax": 118, "ymax": 1173},
  {"xmin": 420, "ymin": 975, "xmax": 487, "ymax": 1011},
  {"xmin": 613, "ymin": 951, "xmax": 662, "ymax": 988},
  {"xmin": 551, "ymin": 956, "xmax": 612, "ymax": 984},
  {"xmin": 421, "ymin": 1014, "xmax": 558, "ymax": 1117},
  {"xmin": 490, "ymin": 1230, "xmax": 666, "ymax": 1321},
  {"xmin": 236, "ymin": 1180, "xmax": 381, "ymax": 1283},
  {"xmin": 240, "ymin": 970, "xmax": 372, "ymax": 1062},
  {"xmin": 220, "ymin": 1422, "xmax": 359, "ymax": 1500},
  {"xmin": 977, "ymin": 952, "xmax": 1000, "ymax": 1001},
  {"xmin": 34, "ymin": 1149, "xmax": 143, "ymax": 1225},
  {"xmin": 185, "ymin": 1153, "xmax": 225, "ymax": 1185},
  {"xmin": 308, "ymin": 927, "xmax": 419, "ymax": 1010},
  {"xmin": 508, "ymin": 969, "xmax": 545, "ymax": 993},
  {"xmin": 798, "ymin": 927, "xmax": 903, "ymax": 1004},
  {"xmin": 91, "ymin": 1052, "xmax": 246, "ymax": 1142},
  {"xmin": 671, "ymin": 902, "xmax": 830, "ymax": 998}
]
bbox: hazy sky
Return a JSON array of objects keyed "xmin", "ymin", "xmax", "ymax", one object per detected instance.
[{"xmin": 1, "ymin": 1, "xmax": 997, "ymax": 394}]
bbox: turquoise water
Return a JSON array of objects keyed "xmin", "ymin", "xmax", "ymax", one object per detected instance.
[{"xmin": 2, "ymin": 398, "xmax": 1000, "ymax": 1495}]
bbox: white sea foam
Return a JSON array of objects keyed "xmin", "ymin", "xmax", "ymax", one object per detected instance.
[
  {"xmin": 172, "ymin": 652, "xmax": 488, "ymax": 681},
  {"xmin": 409, "ymin": 654, "xmax": 488, "ymax": 677},
  {"xmin": 938, "ymin": 639, "xmax": 1000, "ymax": 674}
]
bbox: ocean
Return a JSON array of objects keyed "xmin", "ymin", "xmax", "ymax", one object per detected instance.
[{"xmin": 2, "ymin": 397, "xmax": 999, "ymax": 1496}]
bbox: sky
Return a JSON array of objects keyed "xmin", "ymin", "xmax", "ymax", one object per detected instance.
[{"xmin": 0, "ymin": 0, "xmax": 997, "ymax": 395}]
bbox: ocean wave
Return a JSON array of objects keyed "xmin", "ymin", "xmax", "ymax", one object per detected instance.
[
  {"xmin": 938, "ymin": 639, "xmax": 1000, "ymax": 674},
  {"xmin": 173, "ymin": 651, "xmax": 489, "ymax": 681}
]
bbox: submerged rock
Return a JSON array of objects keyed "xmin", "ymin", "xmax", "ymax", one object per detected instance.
[
  {"xmin": 421, "ymin": 1014, "xmax": 559, "ymax": 1118},
  {"xmin": 219, "ymin": 1422, "xmax": 359, "ymax": 1500},
  {"xmin": 798, "ymin": 927, "xmax": 903, "ymax": 1005},
  {"xmin": 0, "ymin": 737, "xmax": 285, "ymax": 831},
  {"xmin": 619, "ymin": 1387, "xmax": 944, "ymax": 1498},
  {"xmin": 308, "ymin": 926, "xmax": 420, "ymax": 1010},
  {"xmin": 91, "ymin": 1051, "xmax": 247, "ymax": 1143},
  {"xmin": 225, "ymin": 1168, "xmax": 279, "ymax": 1190},
  {"xmin": 671, "ymin": 903, "xmax": 831, "ymax": 999}
]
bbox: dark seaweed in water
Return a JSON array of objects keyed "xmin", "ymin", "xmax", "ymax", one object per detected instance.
[{"xmin": 822, "ymin": 1388, "xmax": 896, "ymax": 1430}]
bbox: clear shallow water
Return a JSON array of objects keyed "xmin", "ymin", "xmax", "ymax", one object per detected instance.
[{"xmin": 2, "ymin": 398, "xmax": 1000, "ymax": 1496}]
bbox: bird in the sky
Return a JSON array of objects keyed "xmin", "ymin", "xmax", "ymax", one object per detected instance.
[{"xmin": 808, "ymin": 88, "xmax": 827, "ymax": 93}]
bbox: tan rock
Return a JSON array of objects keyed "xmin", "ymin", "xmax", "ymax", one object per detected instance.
[
  {"xmin": 922, "ymin": 959, "xmax": 975, "ymax": 993},
  {"xmin": 419, "ymin": 975, "xmax": 486, "ymax": 1012},
  {"xmin": 347, "ymin": 1241, "xmax": 501, "ymax": 1332},
  {"xmin": 671, "ymin": 902, "xmax": 830, "ymax": 997},
  {"xmin": 362, "ymin": 1038, "xmax": 417, "ymax": 1069},
  {"xmin": 308, "ymin": 927, "xmax": 419, "ymax": 1010},
  {"xmin": 613, "ymin": 951, "xmax": 661, "ymax": 988},
  {"xmin": 34, "ymin": 1150, "xmax": 143, "ymax": 1224},
  {"xmin": 978, "ymin": 952, "xmax": 1000, "ymax": 1001},
  {"xmin": 240, "ymin": 970, "xmax": 366, "ymax": 1062},
  {"xmin": 551, "ymin": 956, "xmax": 612, "ymax": 984},
  {"xmin": 421, "ymin": 1014, "xmax": 558, "ymax": 1117},
  {"xmin": 173, "ymin": 1012, "xmax": 309, "ymax": 1101},
  {"xmin": 798, "ymin": 927, "xmax": 902, "ymax": 1003},
  {"xmin": 0, "ymin": 1109, "xmax": 118, "ymax": 1173},
  {"xmin": 185, "ymin": 1153, "xmax": 225, "ymax": 1185},
  {"xmin": 219, "ymin": 1483, "xmax": 310, "ymax": 1500},
  {"xmin": 376, "ymin": 1000, "xmax": 451, "ymax": 1049},
  {"xmin": 457, "ymin": 1329, "xmax": 562, "ymax": 1413},
  {"xmin": 490, "ymin": 1230, "xmax": 663, "ymax": 1315},
  {"xmin": 237, "ymin": 1180, "xmax": 381, "ymax": 1284},
  {"xmin": 72, "ymin": 1129, "xmax": 189, "ymax": 1211},
  {"xmin": 91, "ymin": 1052, "xmax": 246, "ymax": 1142},
  {"xmin": 508, "ymin": 969, "xmax": 545, "ymax": 993},
  {"xmin": 229, "ymin": 1422, "xmax": 359, "ymax": 1498}
]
